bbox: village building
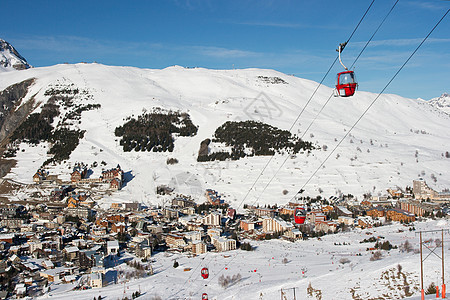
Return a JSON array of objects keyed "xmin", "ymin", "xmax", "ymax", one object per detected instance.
[
  {"xmin": 366, "ymin": 206, "xmax": 386, "ymax": 218},
  {"xmin": 191, "ymin": 241, "xmax": 207, "ymax": 255},
  {"xmin": 399, "ymin": 200, "xmax": 439, "ymax": 217},
  {"xmin": 89, "ymin": 272, "xmax": 103, "ymax": 288},
  {"xmin": 262, "ymin": 216, "xmax": 293, "ymax": 233},
  {"xmin": 283, "ymin": 228, "xmax": 303, "ymax": 241},
  {"xmin": 337, "ymin": 216, "xmax": 355, "ymax": 226},
  {"xmin": 315, "ymin": 220, "xmax": 337, "ymax": 233},
  {"xmin": 200, "ymin": 212, "xmax": 221, "ymax": 226},
  {"xmin": 165, "ymin": 233, "xmax": 187, "ymax": 249},
  {"xmin": 205, "ymin": 189, "xmax": 224, "ymax": 205},
  {"xmin": 106, "ymin": 240, "xmax": 120, "ymax": 256},
  {"xmin": 385, "ymin": 208, "xmax": 415, "ymax": 222},
  {"xmin": 212, "ymin": 236, "xmax": 236, "ymax": 252}
]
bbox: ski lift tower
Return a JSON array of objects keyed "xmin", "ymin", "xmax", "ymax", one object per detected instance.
[{"xmin": 416, "ymin": 229, "xmax": 448, "ymax": 300}]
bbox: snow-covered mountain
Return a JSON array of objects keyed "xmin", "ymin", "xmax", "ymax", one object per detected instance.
[
  {"xmin": 0, "ymin": 38, "xmax": 31, "ymax": 71},
  {"xmin": 0, "ymin": 63, "xmax": 449, "ymax": 208},
  {"xmin": 427, "ymin": 93, "xmax": 450, "ymax": 115}
]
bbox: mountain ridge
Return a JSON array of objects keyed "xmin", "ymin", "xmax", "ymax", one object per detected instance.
[{"xmin": 0, "ymin": 63, "xmax": 449, "ymax": 208}]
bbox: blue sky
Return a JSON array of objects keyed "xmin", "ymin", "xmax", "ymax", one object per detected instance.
[{"xmin": 2, "ymin": 0, "xmax": 449, "ymax": 99}]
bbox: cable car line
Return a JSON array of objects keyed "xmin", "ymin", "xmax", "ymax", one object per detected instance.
[
  {"xmin": 191, "ymin": 5, "xmax": 449, "ymax": 299},
  {"xmin": 184, "ymin": 2, "xmax": 378, "ymax": 298},
  {"xmin": 235, "ymin": 0, "xmax": 376, "ymax": 212},
  {"xmin": 289, "ymin": 7, "xmax": 450, "ymax": 204},
  {"xmin": 350, "ymin": 0, "xmax": 399, "ymax": 69},
  {"xmin": 242, "ymin": 0, "xmax": 401, "ymax": 211}
]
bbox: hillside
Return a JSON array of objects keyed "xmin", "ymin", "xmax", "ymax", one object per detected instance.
[{"xmin": 0, "ymin": 63, "xmax": 449, "ymax": 208}]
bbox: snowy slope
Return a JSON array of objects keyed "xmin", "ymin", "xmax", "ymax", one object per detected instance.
[
  {"xmin": 0, "ymin": 38, "xmax": 31, "ymax": 71},
  {"xmin": 30, "ymin": 219, "xmax": 449, "ymax": 300},
  {"xmin": 1, "ymin": 63, "xmax": 450, "ymax": 208}
]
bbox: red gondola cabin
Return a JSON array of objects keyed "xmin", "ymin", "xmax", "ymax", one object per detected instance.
[
  {"xmin": 336, "ymin": 70, "xmax": 357, "ymax": 97},
  {"xmin": 201, "ymin": 267, "xmax": 209, "ymax": 279},
  {"xmin": 294, "ymin": 207, "xmax": 306, "ymax": 224},
  {"xmin": 202, "ymin": 293, "xmax": 208, "ymax": 300}
]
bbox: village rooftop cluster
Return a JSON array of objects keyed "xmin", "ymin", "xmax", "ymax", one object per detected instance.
[{"xmin": 0, "ymin": 163, "xmax": 448, "ymax": 299}]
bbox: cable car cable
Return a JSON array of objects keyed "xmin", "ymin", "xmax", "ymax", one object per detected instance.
[
  {"xmin": 193, "ymin": 6, "xmax": 450, "ymax": 299},
  {"xmin": 235, "ymin": 0, "xmax": 376, "ymax": 212},
  {"xmin": 350, "ymin": 0, "xmax": 399, "ymax": 69},
  {"xmin": 243, "ymin": 0, "xmax": 401, "ymax": 210},
  {"xmin": 185, "ymin": 2, "xmax": 379, "ymax": 297},
  {"xmin": 288, "ymin": 7, "xmax": 450, "ymax": 203},
  {"xmin": 173, "ymin": 2, "xmax": 378, "ymax": 297}
]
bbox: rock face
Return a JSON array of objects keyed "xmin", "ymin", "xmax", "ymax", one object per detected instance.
[
  {"xmin": 0, "ymin": 78, "xmax": 35, "ymax": 145},
  {"xmin": 0, "ymin": 39, "xmax": 32, "ymax": 71},
  {"xmin": 198, "ymin": 138, "xmax": 211, "ymax": 157}
]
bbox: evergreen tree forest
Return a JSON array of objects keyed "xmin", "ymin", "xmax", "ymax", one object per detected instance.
[
  {"xmin": 198, "ymin": 120, "xmax": 314, "ymax": 161},
  {"xmin": 115, "ymin": 109, "xmax": 198, "ymax": 152},
  {"xmin": 8, "ymin": 84, "xmax": 100, "ymax": 165}
]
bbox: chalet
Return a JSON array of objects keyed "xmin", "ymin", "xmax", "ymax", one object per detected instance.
[
  {"xmin": 14, "ymin": 283, "xmax": 27, "ymax": 298},
  {"xmin": 33, "ymin": 169, "xmax": 48, "ymax": 183},
  {"xmin": 67, "ymin": 196, "xmax": 80, "ymax": 208},
  {"xmin": 357, "ymin": 216, "xmax": 375, "ymax": 229},
  {"xmin": 42, "ymin": 260, "xmax": 54, "ymax": 269},
  {"xmin": 252, "ymin": 207, "xmax": 276, "ymax": 218},
  {"xmin": 101, "ymin": 165, "xmax": 124, "ymax": 190},
  {"xmin": 110, "ymin": 178, "xmax": 121, "ymax": 190},
  {"xmin": 71, "ymin": 164, "xmax": 88, "ymax": 183}
]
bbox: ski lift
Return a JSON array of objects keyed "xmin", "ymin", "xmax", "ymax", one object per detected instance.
[
  {"xmin": 336, "ymin": 42, "xmax": 357, "ymax": 97},
  {"xmin": 201, "ymin": 267, "xmax": 209, "ymax": 279},
  {"xmin": 202, "ymin": 293, "xmax": 208, "ymax": 300},
  {"xmin": 294, "ymin": 207, "xmax": 306, "ymax": 224}
]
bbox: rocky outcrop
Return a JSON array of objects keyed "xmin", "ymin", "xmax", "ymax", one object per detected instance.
[{"xmin": 0, "ymin": 78, "xmax": 36, "ymax": 145}]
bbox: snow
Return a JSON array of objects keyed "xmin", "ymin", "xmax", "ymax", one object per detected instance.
[
  {"xmin": 0, "ymin": 62, "xmax": 449, "ymax": 298},
  {"xmin": 28, "ymin": 219, "xmax": 449, "ymax": 299},
  {"xmin": 1, "ymin": 63, "xmax": 449, "ymax": 210}
]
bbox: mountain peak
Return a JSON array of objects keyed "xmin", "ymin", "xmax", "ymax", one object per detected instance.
[
  {"xmin": 428, "ymin": 92, "xmax": 450, "ymax": 114},
  {"xmin": 0, "ymin": 38, "xmax": 32, "ymax": 71}
]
